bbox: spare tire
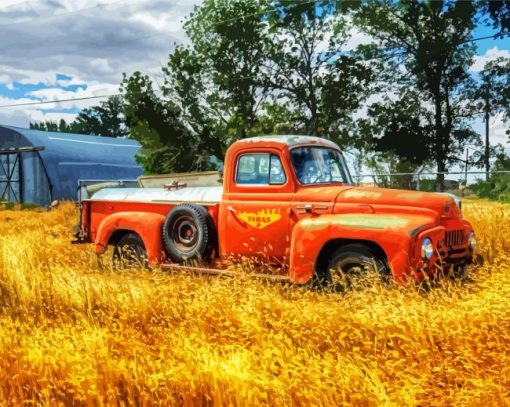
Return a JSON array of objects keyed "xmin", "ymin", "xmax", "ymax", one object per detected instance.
[{"xmin": 162, "ymin": 203, "xmax": 215, "ymax": 263}]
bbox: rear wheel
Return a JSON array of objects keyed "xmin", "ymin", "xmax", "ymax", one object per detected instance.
[
  {"xmin": 112, "ymin": 232, "xmax": 148, "ymax": 269},
  {"xmin": 317, "ymin": 244, "xmax": 389, "ymax": 291}
]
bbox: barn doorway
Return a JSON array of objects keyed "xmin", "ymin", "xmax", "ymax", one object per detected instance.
[{"xmin": 0, "ymin": 146, "xmax": 45, "ymax": 204}]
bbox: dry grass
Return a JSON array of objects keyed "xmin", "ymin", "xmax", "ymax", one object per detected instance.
[{"xmin": 0, "ymin": 201, "xmax": 509, "ymax": 406}]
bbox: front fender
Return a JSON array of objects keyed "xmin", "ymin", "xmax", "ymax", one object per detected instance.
[
  {"xmin": 95, "ymin": 212, "xmax": 166, "ymax": 266},
  {"xmin": 289, "ymin": 213, "xmax": 437, "ymax": 284}
]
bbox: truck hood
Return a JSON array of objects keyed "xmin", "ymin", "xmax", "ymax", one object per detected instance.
[{"xmin": 335, "ymin": 187, "xmax": 461, "ymax": 219}]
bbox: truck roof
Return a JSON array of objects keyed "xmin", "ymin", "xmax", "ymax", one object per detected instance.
[{"xmin": 235, "ymin": 135, "xmax": 340, "ymax": 150}]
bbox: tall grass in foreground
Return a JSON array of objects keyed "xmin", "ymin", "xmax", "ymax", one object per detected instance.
[{"xmin": 0, "ymin": 202, "xmax": 509, "ymax": 406}]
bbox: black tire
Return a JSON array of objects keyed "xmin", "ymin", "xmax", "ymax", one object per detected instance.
[
  {"xmin": 162, "ymin": 203, "xmax": 215, "ymax": 263},
  {"xmin": 112, "ymin": 232, "xmax": 148, "ymax": 269},
  {"xmin": 317, "ymin": 244, "xmax": 389, "ymax": 291}
]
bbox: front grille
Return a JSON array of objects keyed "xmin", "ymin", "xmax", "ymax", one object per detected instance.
[{"xmin": 444, "ymin": 229, "xmax": 466, "ymax": 248}]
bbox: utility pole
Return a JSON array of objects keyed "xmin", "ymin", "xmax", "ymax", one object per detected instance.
[
  {"xmin": 484, "ymin": 79, "xmax": 491, "ymax": 181},
  {"xmin": 485, "ymin": 100, "xmax": 490, "ymax": 181},
  {"xmin": 464, "ymin": 147, "xmax": 468, "ymax": 196}
]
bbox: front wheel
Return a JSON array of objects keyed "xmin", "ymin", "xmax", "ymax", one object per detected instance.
[
  {"xmin": 112, "ymin": 232, "xmax": 148, "ymax": 269},
  {"xmin": 318, "ymin": 244, "xmax": 389, "ymax": 291}
]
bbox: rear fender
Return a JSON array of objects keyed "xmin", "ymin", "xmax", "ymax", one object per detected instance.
[
  {"xmin": 95, "ymin": 212, "xmax": 165, "ymax": 266},
  {"xmin": 289, "ymin": 214, "xmax": 434, "ymax": 284}
]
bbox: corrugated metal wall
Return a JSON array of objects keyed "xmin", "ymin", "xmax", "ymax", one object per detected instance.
[
  {"xmin": 0, "ymin": 125, "xmax": 143, "ymax": 206},
  {"xmin": 21, "ymin": 152, "xmax": 52, "ymax": 206}
]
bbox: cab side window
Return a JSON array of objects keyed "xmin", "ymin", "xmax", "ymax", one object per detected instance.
[{"xmin": 236, "ymin": 153, "xmax": 286, "ymax": 185}]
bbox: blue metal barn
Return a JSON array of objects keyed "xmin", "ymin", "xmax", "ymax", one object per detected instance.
[{"xmin": 0, "ymin": 125, "xmax": 143, "ymax": 206}]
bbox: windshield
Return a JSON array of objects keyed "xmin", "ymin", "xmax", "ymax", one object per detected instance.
[{"xmin": 290, "ymin": 147, "xmax": 352, "ymax": 185}]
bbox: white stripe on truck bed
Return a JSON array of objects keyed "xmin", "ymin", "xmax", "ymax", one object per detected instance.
[{"xmin": 87, "ymin": 186, "xmax": 223, "ymax": 205}]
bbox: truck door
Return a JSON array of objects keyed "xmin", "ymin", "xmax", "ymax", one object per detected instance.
[{"xmin": 219, "ymin": 151, "xmax": 293, "ymax": 264}]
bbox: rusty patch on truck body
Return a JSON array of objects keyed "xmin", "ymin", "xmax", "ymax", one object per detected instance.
[
  {"xmin": 342, "ymin": 190, "xmax": 383, "ymax": 200},
  {"xmin": 300, "ymin": 214, "xmax": 410, "ymax": 231}
]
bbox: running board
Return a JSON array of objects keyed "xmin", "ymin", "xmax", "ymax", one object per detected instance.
[{"xmin": 160, "ymin": 263, "xmax": 291, "ymax": 282}]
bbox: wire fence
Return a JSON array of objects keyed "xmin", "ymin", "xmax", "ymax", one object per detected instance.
[{"xmin": 354, "ymin": 170, "xmax": 510, "ymax": 196}]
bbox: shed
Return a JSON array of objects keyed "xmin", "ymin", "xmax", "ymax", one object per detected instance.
[{"xmin": 0, "ymin": 125, "xmax": 143, "ymax": 206}]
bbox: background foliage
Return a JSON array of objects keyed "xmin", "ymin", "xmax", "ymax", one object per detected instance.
[{"xmin": 30, "ymin": 1, "xmax": 510, "ymax": 187}]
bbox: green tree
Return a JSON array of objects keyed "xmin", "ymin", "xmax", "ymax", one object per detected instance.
[
  {"xmin": 121, "ymin": 72, "xmax": 222, "ymax": 174},
  {"xmin": 73, "ymin": 95, "xmax": 127, "ymax": 137},
  {"xmin": 465, "ymin": 57, "xmax": 510, "ymax": 178},
  {"xmin": 479, "ymin": 0, "xmax": 510, "ymax": 36},
  {"xmin": 119, "ymin": 0, "xmax": 374, "ymax": 173},
  {"xmin": 356, "ymin": 89, "xmax": 434, "ymax": 189},
  {"xmin": 471, "ymin": 149, "xmax": 510, "ymax": 202},
  {"xmin": 264, "ymin": 0, "xmax": 373, "ymax": 140},
  {"xmin": 30, "ymin": 95, "xmax": 127, "ymax": 137},
  {"xmin": 164, "ymin": 0, "xmax": 270, "ymax": 147},
  {"xmin": 354, "ymin": 0, "xmax": 483, "ymax": 191}
]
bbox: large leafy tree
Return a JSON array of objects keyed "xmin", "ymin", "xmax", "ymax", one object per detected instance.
[
  {"xmin": 121, "ymin": 72, "xmax": 222, "ymax": 174},
  {"xmin": 264, "ymin": 0, "xmax": 373, "ymax": 140},
  {"xmin": 479, "ymin": 0, "xmax": 510, "ymax": 36},
  {"xmin": 477, "ymin": 58, "xmax": 510, "ymax": 138},
  {"xmin": 354, "ymin": 0, "xmax": 483, "ymax": 190},
  {"xmin": 164, "ymin": 0, "xmax": 270, "ymax": 151},
  {"xmin": 465, "ymin": 57, "xmax": 510, "ymax": 178}
]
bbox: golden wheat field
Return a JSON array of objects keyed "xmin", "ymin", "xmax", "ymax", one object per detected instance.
[{"xmin": 0, "ymin": 201, "xmax": 509, "ymax": 406}]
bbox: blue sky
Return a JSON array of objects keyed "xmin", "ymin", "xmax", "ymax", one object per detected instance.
[{"xmin": 0, "ymin": 74, "xmax": 86, "ymax": 99}]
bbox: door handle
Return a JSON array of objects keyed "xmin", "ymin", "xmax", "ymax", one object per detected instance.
[{"xmin": 295, "ymin": 204, "xmax": 328, "ymax": 215}]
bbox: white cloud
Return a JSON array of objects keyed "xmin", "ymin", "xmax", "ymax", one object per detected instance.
[
  {"xmin": 129, "ymin": 11, "xmax": 186, "ymax": 32},
  {"xmin": 344, "ymin": 27, "xmax": 374, "ymax": 52},
  {"xmin": 470, "ymin": 46, "xmax": 510, "ymax": 72},
  {"xmin": 489, "ymin": 114, "xmax": 509, "ymax": 146},
  {"xmin": 0, "ymin": 0, "xmax": 201, "ymax": 127},
  {"xmin": 470, "ymin": 113, "xmax": 509, "ymax": 148},
  {"xmin": 90, "ymin": 58, "xmax": 114, "ymax": 74}
]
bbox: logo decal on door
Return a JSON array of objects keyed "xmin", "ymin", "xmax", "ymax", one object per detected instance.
[{"xmin": 237, "ymin": 209, "xmax": 282, "ymax": 229}]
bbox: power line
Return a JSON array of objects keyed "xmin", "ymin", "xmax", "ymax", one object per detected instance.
[
  {"xmin": 0, "ymin": 0, "xmax": 316, "ymax": 56},
  {"xmin": 0, "ymin": 0, "xmax": 318, "ymax": 110},
  {"xmin": 0, "ymin": 94, "xmax": 121, "ymax": 108},
  {"xmin": 0, "ymin": 0, "xmax": 131, "ymax": 26},
  {"xmin": 0, "ymin": 0, "xmax": 314, "ymax": 28}
]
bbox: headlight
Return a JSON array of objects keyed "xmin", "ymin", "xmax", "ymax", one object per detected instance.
[
  {"xmin": 468, "ymin": 232, "xmax": 476, "ymax": 251},
  {"xmin": 421, "ymin": 238, "xmax": 434, "ymax": 260}
]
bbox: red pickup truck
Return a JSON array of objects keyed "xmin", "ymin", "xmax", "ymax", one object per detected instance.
[{"xmin": 76, "ymin": 135, "xmax": 478, "ymax": 287}]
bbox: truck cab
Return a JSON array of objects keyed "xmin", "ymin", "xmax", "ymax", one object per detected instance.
[{"xmin": 78, "ymin": 135, "xmax": 478, "ymax": 287}]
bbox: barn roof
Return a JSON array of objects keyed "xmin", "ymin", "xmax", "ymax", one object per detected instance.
[{"xmin": 0, "ymin": 125, "xmax": 141, "ymax": 165}]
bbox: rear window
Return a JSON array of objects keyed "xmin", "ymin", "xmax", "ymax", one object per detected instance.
[{"xmin": 236, "ymin": 153, "xmax": 286, "ymax": 185}]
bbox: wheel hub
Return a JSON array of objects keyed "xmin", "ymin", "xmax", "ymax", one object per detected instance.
[
  {"xmin": 330, "ymin": 256, "xmax": 375, "ymax": 286},
  {"xmin": 173, "ymin": 217, "xmax": 199, "ymax": 253}
]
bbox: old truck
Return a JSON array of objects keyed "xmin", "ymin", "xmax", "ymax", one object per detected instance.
[{"xmin": 75, "ymin": 135, "xmax": 478, "ymax": 287}]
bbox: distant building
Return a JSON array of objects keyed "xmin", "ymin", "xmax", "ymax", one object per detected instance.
[{"xmin": 0, "ymin": 125, "xmax": 143, "ymax": 206}]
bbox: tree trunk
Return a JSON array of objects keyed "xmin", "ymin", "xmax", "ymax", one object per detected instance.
[
  {"xmin": 434, "ymin": 94, "xmax": 446, "ymax": 192},
  {"xmin": 485, "ymin": 96, "xmax": 490, "ymax": 181},
  {"xmin": 436, "ymin": 160, "xmax": 446, "ymax": 192}
]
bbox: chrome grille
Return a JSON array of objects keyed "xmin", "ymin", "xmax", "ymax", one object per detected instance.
[{"xmin": 445, "ymin": 229, "xmax": 466, "ymax": 247}]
